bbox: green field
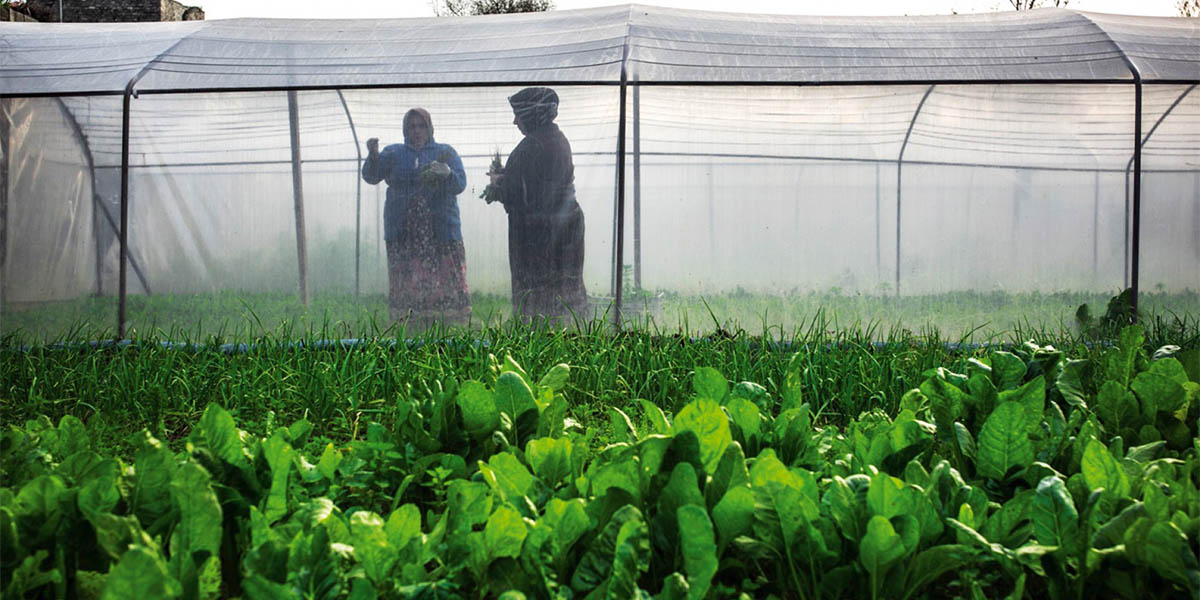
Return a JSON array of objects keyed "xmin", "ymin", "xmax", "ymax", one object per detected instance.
[
  {"xmin": 2, "ymin": 297, "xmax": 1198, "ymax": 599},
  {"xmin": 4, "ymin": 288, "xmax": 1199, "ymax": 344}
]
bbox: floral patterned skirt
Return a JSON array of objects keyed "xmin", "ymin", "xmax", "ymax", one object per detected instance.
[{"xmin": 386, "ymin": 194, "xmax": 470, "ymax": 327}]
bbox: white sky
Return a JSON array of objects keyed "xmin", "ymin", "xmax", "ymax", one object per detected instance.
[{"xmin": 199, "ymin": 0, "xmax": 1184, "ymax": 20}]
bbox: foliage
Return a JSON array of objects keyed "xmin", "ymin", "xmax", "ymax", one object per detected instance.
[
  {"xmin": 433, "ymin": 0, "xmax": 552, "ymax": 17},
  {"xmin": 1008, "ymin": 0, "xmax": 1069, "ymax": 9},
  {"xmin": 2, "ymin": 326, "xmax": 1197, "ymax": 599}
]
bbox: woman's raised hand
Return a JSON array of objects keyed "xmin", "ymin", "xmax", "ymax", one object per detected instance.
[{"xmin": 366, "ymin": 137, "xmax": 379, "ymax": 156}]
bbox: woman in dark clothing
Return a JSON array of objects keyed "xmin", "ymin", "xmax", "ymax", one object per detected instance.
[
  {"xmin": 489, "ymin": 87, "xmax": 588, "ymax": 322},
  {"xmin": 362, "ymin": 108, "xmax": 470, "ymax": 328}
]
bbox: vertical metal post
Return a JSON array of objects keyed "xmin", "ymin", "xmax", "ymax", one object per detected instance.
[
  {"xmin": 632, "ymin": 80, "xmax": 641, "ymax": 292},
  {"xmin": 287, "ymin": 91, "xmax": 309, "ymax": 306},
  {"xmin": 118, "ymin": 90, "xmax": 131, "ymax": 339},
  {"xmin": 1123, "ymin": 168, "xmax": 1130, "ymax": 288},
  {"xmin": 614, "ymin": 72, "xmax": 628, "ymax": 329},
  {"xmin": 1130, "ymin": 80, "xmax": 1142, "ymax": 317}
]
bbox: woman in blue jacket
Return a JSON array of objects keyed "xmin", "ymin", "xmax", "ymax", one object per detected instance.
[{"xmin": 362, "ymin": 108, "xmax": 470, "ymax": 327}]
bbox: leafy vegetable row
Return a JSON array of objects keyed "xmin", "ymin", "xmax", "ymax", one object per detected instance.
[{"xmin": 2, "ymin": 325, "xmax": 1197, "ymax": 599}]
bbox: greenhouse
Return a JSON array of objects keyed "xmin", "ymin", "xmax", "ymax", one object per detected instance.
[{"xmin": 1, "ymin": 5, "xmax": 1198, "ymax": 341}]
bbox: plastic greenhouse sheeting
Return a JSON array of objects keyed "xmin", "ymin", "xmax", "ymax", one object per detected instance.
[{"xmin": 0, "ymin": 6, "xmax": 1197, "ymax": 341}]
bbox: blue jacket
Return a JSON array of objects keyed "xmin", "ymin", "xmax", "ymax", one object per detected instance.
[{"xmin": 361, "ymin": 138, "xmax": 467, "ymax": 243}]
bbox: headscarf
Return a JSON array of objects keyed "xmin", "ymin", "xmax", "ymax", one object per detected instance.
[
  {"xmin": 509, "ymin": 87, "xmax": 559, "ymax": 131},
  {"xmin": 403, "ymin": 108, "xmax": 434, "ymax": 143}
]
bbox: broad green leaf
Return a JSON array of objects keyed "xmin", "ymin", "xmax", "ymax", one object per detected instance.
[
  {"xmin": 350, "ymin": 511, "xmax": 394, "ymax": 583},
  {"xmin": 537, "ymin": 363, "xmax": 570, "ymax": 393},
  {"xmin": 822, "ymin": 476, "xmax": 866, "ymax": 543},
  {"xmin": 989, "ymin": 351, "xmax": 1027, "ymax": 391},
  {"xmin": 1124, "ymin": 518, "xmax": 1200, "ymax": 592},
  {"xmin": 316, "ymin": 442, "xmax": 342, "ymax": 481},
  {"xmin": 261, "ymin": 432, "xmax": 292, "ymax": 523},
  {"xmin": 168, "ymin": 461, "xmax": 222, "ymax": 558},
  {"xmin": 385, "ymin": 504, "xmax": 422, "ymax": 553},
  {"xmin": 775, "ymin": 405, "xmax": 816, "ymax": 467},
  {"xmin": 705, "ymin": 442, "xmax": 750, "ymax": 509},
  {"xmin": 1178, "ymin": 348, "xmax": 1199, "ymax": 383},
  {"xmin": 887, "ymin": 409, "xmax": 930, "ymax": 455},
  {"xmin": 1032, "ymin": 476, "xmax": 1078, "ymax": 552},
  {"xmin": 570, "ymin": 505, "xmax": 648, "ymax": 598},
  {"xmin": 693, "ymin": 367, "xmax": 729, "ymax": 404},
  {"xmin": 1056, "ymin": 359, "xmax": 1090, "ymax": 408},
  {"xmin": 608, "ymin": 407, "xmax": 639, "ymax": 443},
  {"xmin": 485, "ymin": 505, "xmax": 527, "ymax": 560},
  {"xmin": 458, "ymin": 380, "xmax": 500, "ymax": 436},
  {"xmin": 731, "ymin": 381, "xmax": 770, "ymax": 410},
  {"xmin": 14, "ymin": 475, "xmax": 67, "ymax": 548},
  {"xmin": 102, "ymin": 546, "xmax": 181, "ymax": 600},
  {"xmin": 55, "ymin": 415, "xmax": 90, "ymax": 457},
  {"xmin": 1148, "ymin": 357, "xmax": 1190, "ymax": 385},
  {"xmin": 712, "ymin": 485, "xmax": 754, "ymax": 549},
  {"xmin": 724, "ymin": 397, "xmax": 761, "ymax": 444},
  {"xmin": 538, "ymin": 394, "xmax": 570, "ymax": 439},
  {"xmin": 1081, "ymin": 440, "xmax": 1131, "ymax": 498},
  {"xmin": 496, "ymin": 371, "xmax": 537, "ymax": 422},
  {"xmin": 78, "ymin": 475, "xmax": 119, "ymax": 522},
  {"xmin": 195, "ymin": 404, "xmax": 245, "ymax": 466},
  {"xmin": 1131, "ymin": 372, "xmax": 1185, "ymax": 416},
  {"xmin": 860, "ymin": 515, "xmax": 906, "ymax": 588},
  {"xmin": 168, "ymin": 462, "xmax": 222, "ymax": 600},
  {"xmin": 903, "ymin": 545, "xmax": 976, "ymax": 600},
  {"xmin": 672, "ymin": 398, "xmax": 731, "ymax": 475},
  {"xmin": 976, "ymin": 402, "xmax": 1034, "ymax": 480},
  {"xmin": 446, "ymin": 480, "xmax": 491, "ymax": 534},
  {"xmin": 1105, "ymin": 325, "xmax": 1144, "ymax": 387},
  {"xmin": 981, "ymin": 490, "xmax": 1035, "ymax": 547},
  {"xmin": 589, "ymin": 457, "xmax": 641, "ymax": 505},
  {"xmin": 479, "ymin": 452, "xmax": 536, "ymax": 507},
  {"xmin": 1092, "ymin": 502, "xmax": 1146, "ymax": 549},
  {"xmin": 526, "ymin": 437, "xmax": 575, "ymax": 487},
  {"xmin": 922, "ymin": 376, "xmax": 969, "ymax": 429},
  {"xmin": 867, "ymin": 471, "xmax": 911, "ymax": 519},
  {"xmin": 677, "ymin": 505, "xmax": 718, "ymax": 600},
  {"xmin": 639, "ymin": 400, "xmax": 672, "ymax": 434},
  {"xmin": 658, "ymin": 462, "xmax": 705, "ymax": 517},
  {"xmin": 539, "ymin": 498, "xmax": 590, "ymax": 556},
  {"xmin": 749, "ymin": 450, "xmax": 820, "ymax": 521},
  {"xmin": 997, "ymin": 376, "xmax": 1045, "ymax": 433},
  {"xmin": 129, "ymin": 433, "xmax": 177, "ymax": 534},
  {"xmin": 1095, "ymin": 381, "xmax": 1139, "ymax": 432}
]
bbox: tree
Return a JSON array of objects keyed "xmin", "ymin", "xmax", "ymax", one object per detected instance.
[
  {"xmin": 1007, "ymin": 0, "xmax": 1069, "ymax": 9},
  {"xmin": 432, "ymin": 0, "xmax": 552, "ymax": 17},
  {"xmin": 1179, "ymin": 0, "xmax": 1199, "ymax": 17}
]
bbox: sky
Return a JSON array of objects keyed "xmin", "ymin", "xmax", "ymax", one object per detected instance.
[{"xmin": 198, "ymin": 0, "xmax": 1185, "ymax": 20}]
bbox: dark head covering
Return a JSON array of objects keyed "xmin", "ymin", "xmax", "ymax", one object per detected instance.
[
  {"xmin": 403, "ymin": 108, "xmax": 433, "ymax": 143},
  {"xmin": 509, "ymin": 87, "xmax": 559, "ymax": 131}
]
